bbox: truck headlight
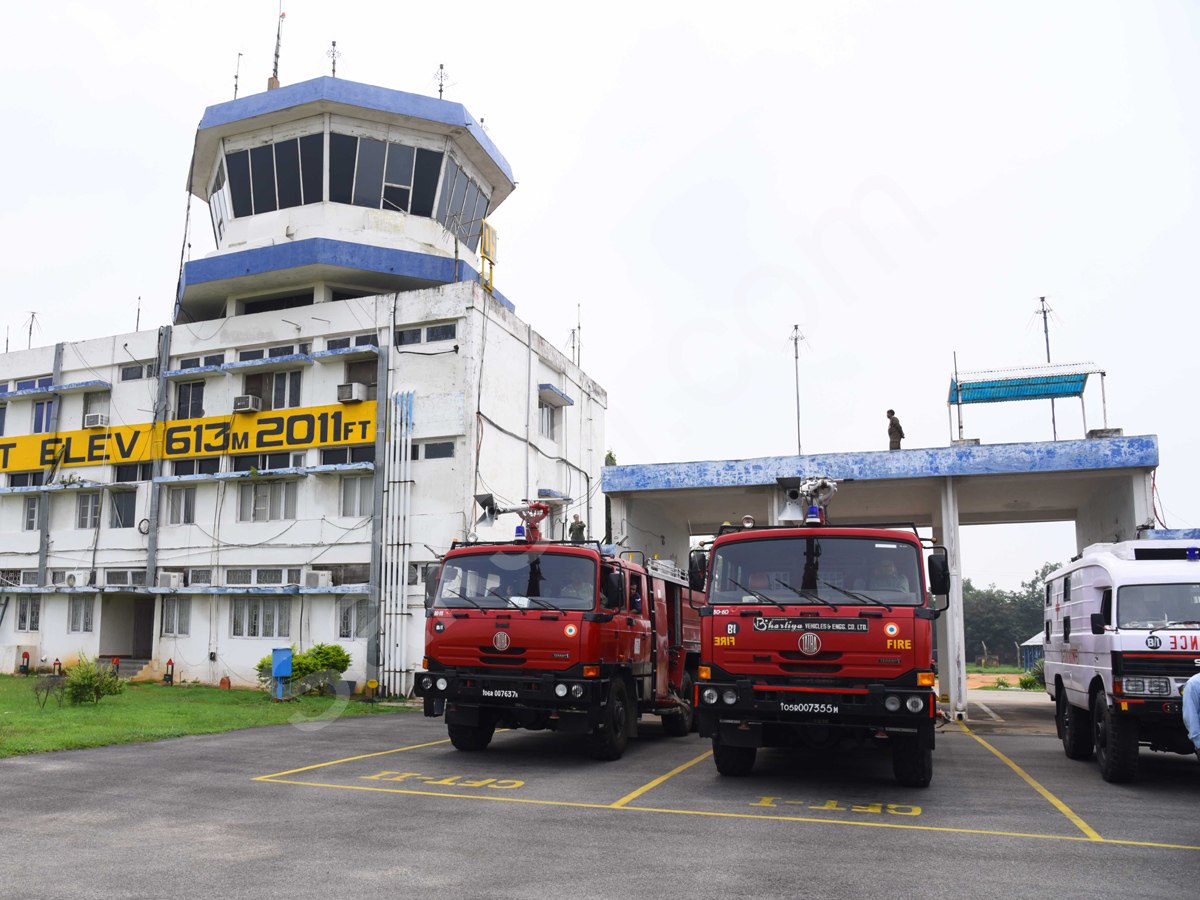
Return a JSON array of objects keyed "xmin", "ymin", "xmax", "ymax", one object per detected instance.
[
  {"xmin": 570, "ymin": 684, "xmax": 584, "ymax": 698},
  {"xmin": 1146, "ymin": 677, "xmax": 1170, "ymax": 695},
  {"xmin": 554, "ymin": 683, "xmax": 568, "ymax": 698},
  {"xmin": 436, "ymin": 677, "xmax": 448, "ymax": 691},
  {"xmin": 1122, "ymin": 677, "xmax": 1145, "ymax": 694},
  {"xmin": 722, "ymin": 690, "xmax": 738, "ymax": 705},
  {"xmin": 906, "ymin": 695, "xmax": 924, "ymax": 713},
  {"xmin": 421, "ymin": 676, "xmax": 433, "ymax": 691},
  {"xmin": 702, "ymin": 687, "xmax": 719, "ymax": 705},
  {"xmin": 885, "ymin": 695, "xmax": 901, "ymax": 712}
]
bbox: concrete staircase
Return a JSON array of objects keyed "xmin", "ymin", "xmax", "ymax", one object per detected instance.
[{"xmin": 108, "ymin": 658, "xmax": 151, "ymax": 680}]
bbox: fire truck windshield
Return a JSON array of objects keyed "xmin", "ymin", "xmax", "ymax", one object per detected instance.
[
  {"xmin": 1117, "ymin": 583, "xmax": 1200, "ymax": 629},
  {"xmin": 709, "ymin": 536, "xmax": 924, "ymax": 606},
  {"xmin": 434, "ymin": 551, "xmax": 598, "ymax": 611}
]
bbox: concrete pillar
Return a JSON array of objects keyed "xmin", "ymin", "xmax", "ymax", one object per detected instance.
[{"xmin": 939, "ymin": 476, "xmax": 969, "ymax": 721}]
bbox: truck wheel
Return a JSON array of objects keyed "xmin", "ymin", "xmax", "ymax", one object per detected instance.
[
  {"xmin": 448, "ymin": 722, "xmax": 495, "ymax": 752},
  {"xmin": 712, "ymin": 737, "xmax": 756, "ymax": 776},
  {"xmin": 661, "ymin": 672, "xmax": 695, "ymax": 737},
  {"xmin": 891, "ymin": 737, "xmax": 933, "ymax": 787},
  {"xmin": 588, "ymin": 679, "xmax": 632, "ymax": 760},
  {"xmin": 1059, "ymin": 692, "xmax": 1094, "ymax": 760},
  {"xmin": 1093, "ymin": 692, "xmax": 1139, "ymax": 783}
]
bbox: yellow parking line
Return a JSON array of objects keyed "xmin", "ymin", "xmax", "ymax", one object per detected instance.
[
  {"xmin": 957, "ymin": 721, "xmax": 1102, "ymax": 841},
  {"xmin": 252, "ymin": 738, "xmax": 453, "ymax": 780},
  {"xmin": 610, "ymin": 751, "xmax": 713, "ymax": 808},
  {"xmin": 254, "ymin": 777, "xmax": 1200, "ymax": 851}
]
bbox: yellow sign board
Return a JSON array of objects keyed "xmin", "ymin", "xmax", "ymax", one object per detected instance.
[
  {"xmin": 0, "ymin": 403, "xmax": 377, "ymax": 474},
  {"xmin": 480, "ymin": 220, "xmax": 498, "ymax": 264}
]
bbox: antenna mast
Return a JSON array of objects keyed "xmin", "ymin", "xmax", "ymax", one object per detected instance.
[
  {"xmin": 233, "ymin": 52, "xmax": 242, "ymax": 99},
  {"xmin": 326, "ymin": 40, "xmax": 341, "ymax": 77},
  {"xmin": 1036, "ymin": 296, "xmax": 1057, "ymax": 440},
  {"xmin": 136, "ymin": 296, "xmax": 141, "ymax": 332},
  {"xmin": 435, "ymin": 64, "xmax": 449, "ymax": 99},
  {"xmin": 790, "ymin": 325, "xmax": 804, "ymax": 455},
  {"xmin": 268, "ymin": 9, "xmax": 286, "ymax": 90}
]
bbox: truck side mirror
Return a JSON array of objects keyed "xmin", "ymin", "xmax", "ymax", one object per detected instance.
[
  {"xmin": 927, "ymin": 552, "xmax": 950, "ymax": 596},
  {"xmin": 1090, "ymin": 613, "xmax": 1106, "ymax": 635},
  {"xmin": 689, "ymin": 551, "xmax": 708, "ymax": 592},
  {"xmin": 424, "ymin": 576, "xmax": 438, "ymax": 610},
  {"xmin": 602, "ymin": 571, "xmax": 624, "ymax": 610}
]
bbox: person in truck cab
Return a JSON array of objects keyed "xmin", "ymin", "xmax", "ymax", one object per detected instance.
[
  {"xmin": 867, "ymin": 558, "xmax": 910, "ymax": 592},
  {"xmin": 629, "ymin": 579, "xmax": 643, "ymax": 613},
  {"xmin": 562, "ymin": 570, "xmax": 591, "ymax": 601}
]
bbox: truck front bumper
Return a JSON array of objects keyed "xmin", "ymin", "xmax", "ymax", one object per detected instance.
[{"xmin": 413, "ymin": 666, "xmax": 606, "ymax": 730}]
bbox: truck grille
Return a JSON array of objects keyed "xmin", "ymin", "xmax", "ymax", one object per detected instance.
[
  {"xmin": 777, "ymin": 651, "xmax": 843, "ymax": 661},
  {"xmin": 779, "ymin": 663, "xmax": 842, "ymax": 674},
  {"xmin": 1118, "ymin": 653, "xmax": 1200, "ymax": 678}
]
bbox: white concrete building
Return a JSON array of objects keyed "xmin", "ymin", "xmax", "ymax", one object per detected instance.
[{"xmin": 0, "ymin": 77, "xmax": 606, "ymax": 695}]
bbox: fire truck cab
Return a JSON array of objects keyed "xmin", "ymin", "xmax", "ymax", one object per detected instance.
[{"xmin": 415, "ymin": 534, "xmax": 703, "ymax": 760}]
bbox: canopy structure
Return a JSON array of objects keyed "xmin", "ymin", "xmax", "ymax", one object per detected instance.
[{"xmin": 948, "ymin": 362, "xmax": 1108, "ymax": 440}]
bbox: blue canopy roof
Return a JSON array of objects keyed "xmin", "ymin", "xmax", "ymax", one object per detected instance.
[{"xmin": 948, "ymin": 363, "xmax": 1103, "ymax": 405}]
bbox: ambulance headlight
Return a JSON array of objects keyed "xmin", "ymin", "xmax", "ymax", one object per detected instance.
[
  {"xmin": 702, "ymin": 688, "xmax": 719, "ymax": 705},
  {"xmin": 906, "ymin": 695, "xmax": 924, "ymax": 713},
  {"xmin": 554, "ymin": 683, "xmax": 568, "ymax": 698},
  {"xmin": 722, "ymin": 690, "xmax": 738, "ymax": 705},
  {"xmin": 1122, "ymin": 678, "xmax": 1145, "ymax": 694},
  {"xmin": 884, "ymin": 695, "xmax": 901, "ymax": 712},
  {"xmin": 1146, "ymin": 678, "xmax": 1170, "ymax": 695},
  {"xmin": 436, "ymin": 677, "xmax": 448, "ymax": 691}
]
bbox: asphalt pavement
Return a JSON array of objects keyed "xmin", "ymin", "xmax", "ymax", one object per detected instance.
[{"xmin": 1, "ymin": 692, "xmax": 1196, "ymax": 900}]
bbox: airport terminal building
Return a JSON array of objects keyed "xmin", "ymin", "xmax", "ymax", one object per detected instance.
[{"xmin": 0, "ymin": 77, "xmax": 605, "ymax": 695}]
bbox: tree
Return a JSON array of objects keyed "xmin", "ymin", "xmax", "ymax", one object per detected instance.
[{"xmin": 960, "ymin": 561, "xmax": 1062, "ymax": 664}]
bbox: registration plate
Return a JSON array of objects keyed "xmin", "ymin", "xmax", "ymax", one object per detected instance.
[{"xmin": 780, "ymin": 702, "xmax": 838, "ymax": 714}]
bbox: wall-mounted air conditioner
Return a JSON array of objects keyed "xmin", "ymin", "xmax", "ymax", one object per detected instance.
[
  {"xmin": 157, "ymin": 572, "xmax": 183, "ymax": 589},
  {"xmin": 337, "ymin": 383, "xmax": 368, "ymax": 404},
  {"xmin": 65, "ymin": 570, "xmax": 94, "ymax": 588},
  {"xmin": 305, "ymin": 570, "xmax": 333, "ymax": 588},
  {"xmin": 83, "ymin": 413, "xmax": 109, "ymax": 429},
  {"xmin": 233, "ymin": 395, "xmax": 263, "ymax": 414}
]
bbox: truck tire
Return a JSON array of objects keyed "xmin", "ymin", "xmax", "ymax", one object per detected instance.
[
  {"xmin": 448, "ymin": 722, "xmax": 495, "ymax": 752},
  {"xmin": 661, "ymin": 672, "xmax": 695, "ymax": 737},
  {"xmin": 1093, "ymin": 692, "xmax": 1139, "ymax": 783},
  {"xmin": 891, "ymin": 736, "xmax": 933, "ymax": 787},
  {"xmin": 588, "ymin": 678, "xmax": 632, "ymax": 761},
  {"xmin": 712, "ymin": 737, "xmax": 756, "ymax": 776},
  {"xmin": 1058, "ymin": 691, "xmax": 1093, "ymax": 760}
]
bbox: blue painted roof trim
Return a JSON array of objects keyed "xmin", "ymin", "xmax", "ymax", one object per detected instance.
[
  {"xmin": 163, "ymin": 365, "xmax": 227, "ymax": 380},
  {"xmin": 1, "ymin": 380, "xmax": 109, "ymax": 400},
  {"xmin": 601, "ymin": 435, "xmax": 1160, "ymax": 493},
  {"xmin": 311, "ymin": 345, "xmax": 380, "ymax": 362},
  {"xmin": 1144, "ymin": 529, "xmax": 1200, "ymax": 541},
  {"xmin": 197, "ymin": 77, "xmax": 513, "ymax": 184},
  {"xmin": 177, "ymin": 238, "xmax": 514, "ymax": 320},
  {"xmin": 538, "ymin": 384, "xmax": 575, "ymax": 407},
  {"xmin": 538, "ymin": 489, "xmax": 569, "ymax": 499},
  {"xmin": 221, "ymin": 353, "xmax": 313, "ymax": 373}
]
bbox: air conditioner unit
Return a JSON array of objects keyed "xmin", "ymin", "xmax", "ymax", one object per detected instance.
[
  {"xmin": 83, "ymin": 413, "xmax": 109, "ymax": 429},
  {"xmin": 157, "ymin": 572, "xmax": 183, "ymax": 589},
  {"xmin": 305, "ymin": 570, "xmax": 333, "ymax": 589},
  {"xmin": 65, "ymin": 570, "xmax": 93, "ymax": 588},
  {"xmin": 337, "ymin": 383, "xmax": 368, "ymax": 404},
  {"xmin": 233, "ymin": 395, "xmax": 263, "ymax": 414}
]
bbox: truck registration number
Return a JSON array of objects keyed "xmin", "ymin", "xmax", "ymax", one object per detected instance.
[
  {"xmin": 781, "ymin": 702, "xmax": 838, "ymax": 714},
  {"xmin": 482, "ymin": 689, "xmax": 518, "ymax": 698}
]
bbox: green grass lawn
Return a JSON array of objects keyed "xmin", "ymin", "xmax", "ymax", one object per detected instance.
[
  {"xmin": 0, "ymin": 675, "xmax": 408, "ymax": 758},
  {"xmin": 965, "ymin": 664, "xmax": 1028, "ymax": 675}
]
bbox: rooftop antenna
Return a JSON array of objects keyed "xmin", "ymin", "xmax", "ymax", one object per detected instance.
[
  {"xmin": 136, "ymin": 296, "xmax": 141, "ymax": 331},
  {"xmin": 233, "ymin": 52, "xmax": 243, "ymax": 99},
  {"xmin": 789, "ymin": 325, "xmax": 811, "ymax": 455},
  {"xmin": 576, "ymin": 304, "xmax": 582, "ymax": 368},
  {"xmin": 5, "ymin": 326, "xmax": 9, "ymax": 353},
  {"xmin": 268, "ymin": 8, "xmax": 286, "ymax": 90},
  {"xmin": 22, "ymin": 312, "xmax": 40, "ymax": 350},
  {"xmin": 435, "ymin": 63, "xmax": 450, "ymax": 99},
  {"xmin": 1036, "ymin": 296, "xmax": 1057, "ymax": 440},
  {"xmin": 326, "ymin": 40, "xmax": 341, "ymax": 77}
]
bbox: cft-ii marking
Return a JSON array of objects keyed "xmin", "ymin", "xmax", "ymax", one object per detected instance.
[{"xmin": 0, "ymin": 404, "xmax": 375, "ymax": 472}]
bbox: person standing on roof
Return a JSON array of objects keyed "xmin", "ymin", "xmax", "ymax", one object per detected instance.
[
  {"xmin": 887, "ymin": 410, "xmax": 905, "ymax": 450},
  {"xmin": 569, "ymin": 514, "xmax": 586, "ymax": 542}
]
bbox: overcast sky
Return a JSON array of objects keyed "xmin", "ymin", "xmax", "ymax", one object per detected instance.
[{"xmin": 2, "ymin": 1, "xmax": 1197, "ymax": 590}]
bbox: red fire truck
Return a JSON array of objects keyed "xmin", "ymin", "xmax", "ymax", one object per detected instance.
[
  {"xmin": 692, "ymin": 478, "xmax": 951, "ymax": 786},
  {"xmin": 414, "ymin": 500, "xmax": 703, "ymax": 760}
]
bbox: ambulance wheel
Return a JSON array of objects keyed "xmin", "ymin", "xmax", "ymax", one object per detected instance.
[
  {"xmin": 1059, "ymin": 692, "xmax": 1093, "ymax": 760},
  {"xmin": 891, "ymin": 737, "xmax": 933, "ymax": 788},
  {"xmin": 588, "ymin": 678, "xmax": 631, "ymax": 760},
  {"xmin": 448, "ymin": 722, "xmax": 494, "ymax": 752},
  {"xmin": 712, "ymin": 737, "xmax": 756, "ymax": 776},
  {"xmin": 661, "ymin": 672, "xmax": 695, "ymax": 737},
  {"xmin": 1093, "ymin": 692, "xmax": 1138, "ymax": 783}
]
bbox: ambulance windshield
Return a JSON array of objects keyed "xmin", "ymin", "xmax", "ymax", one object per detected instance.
[
  {"xmin": 709, "ymin": 536, "xmax": 924, "ymax": 606},
  {"xmin": 434, "ymin": 551, "xmax": 598, "ymax": 611},
  {"xmin": 1117, "ymin": 583, "xmax": 1200, "ymax": 629}
]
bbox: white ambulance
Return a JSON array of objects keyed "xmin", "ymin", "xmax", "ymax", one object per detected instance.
[{"xmin": 1044, "ymin": 538, "xmax": 1199, "ymax": 783}]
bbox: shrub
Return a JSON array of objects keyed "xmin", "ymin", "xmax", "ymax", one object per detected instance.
[
  {"xmin": 1018, "ymin": 673, "xmax": 1039, "ymax": 691},
  {"xmin": 255, "ymin": 643, "xmax": 352, "ymax": 695},
  {"xmin": 993, "ymin": 676, "xmax": 1011, "ymax": 689},
  {"xmin": 64, "ymin": 656, "xmax": 125, "ymax": 706},
  {"xmin": 32, "ymin": 674, "xmax": 66, "ymax": 709},
  {"xmin": 1032, "ymin": 657, "xmax": 1045, "ymax": 687}
]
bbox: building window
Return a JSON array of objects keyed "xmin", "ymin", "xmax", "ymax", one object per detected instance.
[
  {"xmin": 16, "ymin": 596, "xmax": 39, "ymax": 632},
  {"xmin": 426, "ymin": 323, "xmax": 457, "ymax": 343},
  {"xmin": 77, "ymin": 493, "xmax": 101, "ymax": 529},
  {"xmin": 120, "ymin": 363, "xmax": 157, "ymax": 381},
  {"xmin": 395, "ymin": 327, "xmax": 422, "ymax": 346},
  {"xmin": 69, "ymin": 596, "xmax": 95, "ymax": 633},
  {"xmin": 327, "ymin": 333, "xmax": 378, "ymax": 351},
  {"xmin": 338, "ymin": 597, "xmax": 369, "ymax": 639},
  {"xmin": 224, "ymin": 135, "xmax": 323, "ymax": 218},
  {"xmin": 23, "ymin": 496, "xmax": 38, "ymax": 531},
  {"xmin": 33, "ymin": 400, "xmax": 53, "ymax": 434},
  {"xmin": 232, "ymin": 452, "xmax": 294, "ymax": 472},
  {"xmin": 162, "ymin": 596, "xmax": 191, "ymax": 637},
  {"xmin": 9, "ymin": 471, "xmax": 44, "ymax": 488},
  {"xmin": 110, "ymin": 491, "xmax": 136, "ymax": 528},
  {"xmin": 345, "ymin": 360, "xmax": 378, "ymax": 400},
  {"xmin": 231, "ymin": 597, "xmax": 291, "ymax": 638},
  {"xmin": 176, "ymin": 381, "xmax": 205, "ymax": 419},
  {"xmin": 173, "ymin": 457, "xmax": 221, "ymax": 476},
  {"xmin": 538, "ymin": 402, "xmax": 558, "ymax": 441},
  {"xmin": 243, "ymin": 370, "xmax": 301, "ymax": 410},
  {"xmin": 237, "ymin": 481, "xmax": 297, "ymax": 522},
  {"xmin": 115, "ymin": 463, "xmax": 153, "ymax": 483},
  {"xmin": 327, "ymin": 133, "xmax": 442, "ymax": 217},
  {"xmin": 341, "ymin": 474, "xmax": 374, "ymax": 516},
  {"xmin": 83, "ymin": 390, "xmax": 110, "ymax": 420},
  {"xmin": 411, "ymin": 441, "xmax": 455, "ymax": 461},
  {"xmin": 436, "ymin": 157, "xmax": 491, "ymax": 252},
  {"xmin": 167, "ymin": 486, "xmax": 195, "ymax": 525},
  {"xmin": 178, "ymin": 353, "xmax": 225, "ymax": 369},
  {"xmin": 0, "ymin": 405, "xmax": 6, "ymax": 436},
  {"xmin": 320, "ymin": 445, "xmax": 375, "ymax": 465}
]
